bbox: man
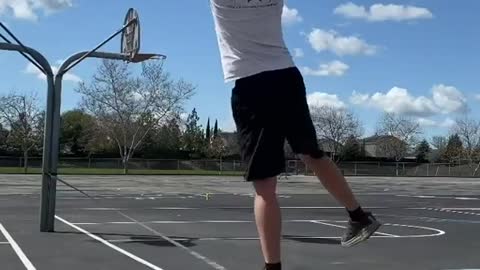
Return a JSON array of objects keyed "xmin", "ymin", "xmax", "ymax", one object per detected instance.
[{"xmin": 209, "ymin": 1, "xmax": 381, "ymax": 269}]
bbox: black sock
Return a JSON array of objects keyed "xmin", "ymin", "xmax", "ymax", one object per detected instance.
[
  {"xmin": 347, "ymin": 206, "xmax": 368, "ymax": 222},
  {"xmin": 265, "ymin": 262, "xmax": 281, "ymax": 270}
]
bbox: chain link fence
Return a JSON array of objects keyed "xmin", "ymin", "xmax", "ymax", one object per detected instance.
[{"xmin": 1, "ymin": 156, "xmax": 479, "ymax": 177}]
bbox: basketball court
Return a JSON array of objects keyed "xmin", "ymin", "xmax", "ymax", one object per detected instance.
[{"xmin": 0, "ymin": 175, "xmax": 479, "ymax": 270}]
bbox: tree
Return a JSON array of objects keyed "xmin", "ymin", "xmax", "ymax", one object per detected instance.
[
  {"xmin": 0, "ymin": 92, "xmax": 43, "ymax": 173},
  {"xmin": 182, "ymin": 108, "xmax": 205, "ymax": 157},
  {"xmin": 76, "ymin": 59, "xmax": 195, "ymax": 173},
  {"xmin": 340, "ymin": 135, "xmax": 362, "ymax": 161},
  {"xmin": 443, "ymin": 134, "xmax": 463, "ymax": 163},
  {"xmin": 430, "ymin": 135, "xmax": 448, "ymax": 162},
  {"xmin": 213, "ymin": 119, "xmax": 219, "ymax": 138},
  {"xmin": 0, "ymin": 123, "xmax": 8, "ymax": 154},
  {"xmin": 377, "ymin": 113, "xmax": 421, "ymax": 161},
  {"xmin": 432, "ymin": 136, "xmax": 448, "ymax": 151},
  {"xmin": 415, "ymin": 139, "xmax": 431, "ymax": 163},
  {"xmin": 205, "ymin": 118, "xmax": 211, "ymax": 143},
  {"xmin": 310, "ymin": 106, "xmax": 362, "ymax": 161},
  {"xmin": 141, "ymin": 115, "xmax": 184, "ymax": 158},
  {"xmin": 60, "ymin": 110, "xmax": 95, "ymax": 156},
  {"xmin": 377, "ymin": 113, "xmax": 422, "ymax": 176},
  {"xmin": 206, "ymin": 136, "xmax": 227, "ymax": 159},
  {"xmin": 452, "ymin": 116, "xmax": 480, "ymax": 165}
]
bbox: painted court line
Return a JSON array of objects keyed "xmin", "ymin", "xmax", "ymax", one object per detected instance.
[
  {"xmin": 77, "ymin": 206, "xmax": 387, "ymax": 211},
  {"xmin": 312, "ymin": 220, "xmax": 446, "ymax": 238},
  {"xmin": 72, "ymin": 219, "xmax": 354, "ymax": 226},
  {"xmin": 0, "ymin": 223, "xmax": 36, "ymax": 270},
  {"xmin": 112, "ymin": 212, "xmax": 227, "ymax": 270},
  {"xmin": 107, "ymin": 233, "xmax": 426, "ymax": 243},
  {"xmin": 309, "ymin": 220, "xmax": 399, "ymax": 237},
  {"xmin": 0, "ymin": 241, "xmax": 9, "ymax": 245},
  {"xmin": 416, "ymin": 208, "xmax": 480, "ymax": 217},
  {"xmin": 55, "ymin": 216, "xmax": 165, "ymax": 270}
]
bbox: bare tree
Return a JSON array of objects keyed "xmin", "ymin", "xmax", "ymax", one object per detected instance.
[
  {"xmin": 452, "ymin": 115, "xmax": 480, "ymax": 174},
  {"xmin": 430, "ymin": 135, "xmax": 448, "ymax": 162},
  {"xmin": 377, "ymin": 113, "xmax": 422, "ymax": 175},
  {"xmin": 76, "ymin": 60, "xmax": 195, "ymax": 173},
  {"xmin": 310, "ymin": 106, "xmax": 362, "ymax": 161},
  {"xmin": 0, "ymin": 92, "xmax": 43, "ymax": 173},
  {"xmin": 431, "ymin": 136, "xmax": 448, "ymax": 151}
]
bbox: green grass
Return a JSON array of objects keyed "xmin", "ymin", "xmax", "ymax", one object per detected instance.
[{"xmin": 0, "ymin": 167, "xmax": 243, "ymax": 176}]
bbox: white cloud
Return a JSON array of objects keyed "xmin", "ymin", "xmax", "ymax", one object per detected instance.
[
  {"xmin": 308, "ymin": 28, "xmax": 376, "ymax": 56},
  {"xmin": 351, "ymin": 85, "xmax": 468, "ymax": 117},
  {"xmin": 439, "ymin": 118, "xmax": 456, "ymax": 128},
  {"xmin": 416, "ymin": 118, "xmax": 436, "ymax": 127},
  {"xmin": 0, "ymin": 0, "xmax": 72, "ymax": 20},
  {"xmin": 475, "ymin": 94, "xmax": 480, "ymax": 101},
  {"xmin": 302, "ymin": 60, "xmax": 349, "ymax": 77},
  {"xmin": 25, "ymin": 62, "xmax": 82, "ymax": 83},
  {"xmin": 417, "ymin": 117, "xmax": 456, "ymax": 129},
  {"xmin": 350, "ymin": 88, "xmax": 429, "ymax": 116},
  {"xmin": 432, "ymin": 84, "xmax": 468, "ymax": 114},
  {"xmin": 293, "ymin": 48, "xmax": 304, "ymax": 58},
  {"xmin": 334, "ymin": 2, "xmax": 433, "ymax": 22},
  {"xmin": 307, "ymin": 92, "xmax": 346, "ymax": 109},
  {"xmin": 282, "ymin": 5, "xmax": 302, "ymax": 25}
]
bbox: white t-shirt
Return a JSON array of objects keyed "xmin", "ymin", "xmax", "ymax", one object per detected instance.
[{"xmin": 210, "ymin": 0, "xmax": 295, "ymax": 82}]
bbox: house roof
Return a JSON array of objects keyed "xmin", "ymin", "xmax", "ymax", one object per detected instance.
[{"xmin": 362, "ymin": 135, "xmax": 400, "ymax": 144}]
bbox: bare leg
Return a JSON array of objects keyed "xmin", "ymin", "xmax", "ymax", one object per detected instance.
[
  {"xmin": 253, "ymin": 177, "xmax": 282, "ymax": 264},
  {"xmin": 300, "ymin": 155, "xmax": 359, "ymax": 211}
]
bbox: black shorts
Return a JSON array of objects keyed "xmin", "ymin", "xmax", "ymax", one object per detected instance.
[{"xmin": 231, "ymin": 67, "xmax": 326, "ymax": 181}]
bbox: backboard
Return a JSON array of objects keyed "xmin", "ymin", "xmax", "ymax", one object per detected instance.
[{"xmin": 121, "ymin": 8, "xmax": 141, "ymax": 59}]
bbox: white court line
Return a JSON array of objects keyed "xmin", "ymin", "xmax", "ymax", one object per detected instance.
[
  {"xmin": 78, "ymin": 206, "xmax": 387, "ymax": 211},
  {"xmin": 72, "ymin": 220, "xmax": 254, "ymax": 225},
  {"xmin": 111, "ymin": 212, "xmax": 227, "ymax": 270},
  {"xmin": 72, "ymin": 219, "xmax": 354, "ymax": 226},
  {"xmin": 441, "ymin": 208, "xmax": 480, "ymax": 211},
  {"xmin": 107, "ymin": 236, "xmax": 390, "ymax": 243},
  {"xmin": 309, "ymin": 220, "xmax": 400, "ymax": 237},
  {"xmin": 55, "ymin": 216, "xmax": 165, "ymax": 270},
  {"xmin": 317, "ymin": 220, "xmax": 446, "ymax": 238},
  {"xmin": 414, "ymin": 207, "xmax": 480, "ymax": 217},
  {"xmin": 0, "ymin": 223, "xmax": 36, "ymax": 270},
  {"xmin": 0, "ymin": 241, "xmax": 9, "ymax": 245}
]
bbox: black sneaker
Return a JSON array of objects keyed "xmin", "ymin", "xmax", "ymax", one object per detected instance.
[{"xmin": 341, "ymin": 213, "xmax": 381, "ymax": 247}]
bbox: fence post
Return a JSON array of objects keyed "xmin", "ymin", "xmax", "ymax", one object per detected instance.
[
  {"xmin": 88, "ymin": 157, "xmax": 91, "ymax": 168},
  {"xmin": 354, "ymin": 162, "xmax": 358, "ymax": 176},
  {"xmin": 177, "ymin": 160, "xmax": 180, "ymax": 170},
  {"xmin": 233, "ymin": 160, "xmax": 236, "ymax": 171},
  {"xmin": 427, "ymin": 164, "xmax": 430, "ymax": 177}
]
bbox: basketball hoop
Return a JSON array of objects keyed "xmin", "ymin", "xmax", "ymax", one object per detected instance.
[{"xmin": 120, "ymin": 8, "xmax": 166, "ymax": 63}]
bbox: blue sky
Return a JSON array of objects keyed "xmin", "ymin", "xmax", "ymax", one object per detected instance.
[{"xmin": 0, "ymin": 0, "xmax": 479, "ymax": 140}]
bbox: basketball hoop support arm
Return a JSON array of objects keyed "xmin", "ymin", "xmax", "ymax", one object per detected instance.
[{"xmin": 61, "ymin": 18, "xmax": 137, "ymax": 74}]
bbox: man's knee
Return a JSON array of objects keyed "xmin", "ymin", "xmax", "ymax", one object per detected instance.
[{"xmin": 253, "ymin": 177, "xmax": 277, "ymax": 199}]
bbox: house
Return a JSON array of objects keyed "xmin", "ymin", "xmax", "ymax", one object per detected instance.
[
  {"xmin": 362, "ymin": 135, "xmax": 406, "ymax": 159},
  {"xmin": 218, "ymin": 132, "xmax": 240, "ymax": 158}
]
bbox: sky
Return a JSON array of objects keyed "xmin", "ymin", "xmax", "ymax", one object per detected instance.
[{"xmin": 0, "ymin": 0, "xmax": 479, "ymax": 140}]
